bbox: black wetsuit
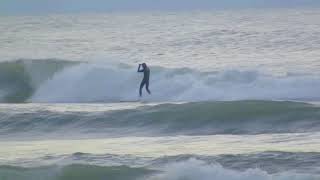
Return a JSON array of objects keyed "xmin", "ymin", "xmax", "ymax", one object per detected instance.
[{"xmin": 138, "ymin": 65, "xmax": 151, "ymax": 96}]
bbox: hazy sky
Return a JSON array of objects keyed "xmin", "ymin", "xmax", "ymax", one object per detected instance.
[{"xmin": 1, "ymin": 0, "xmax": 320, "ymax": 15}]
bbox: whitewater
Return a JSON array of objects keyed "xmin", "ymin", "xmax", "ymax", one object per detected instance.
[{"xmin": 1, "ymin": 8, "xmax": 320, "ymax": 180}]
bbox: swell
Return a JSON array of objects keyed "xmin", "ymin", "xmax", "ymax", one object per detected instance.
[{"xmin": 1, "ymin": 101, "xmax": 320, "ymax": 136}]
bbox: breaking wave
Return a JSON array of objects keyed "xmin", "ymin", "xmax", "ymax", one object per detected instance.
[
  {"xmin": 1, "ymin": 59, "xmax": 320, "ymax": 103},
  {"xmin": 1, "ymin": 159, "xmax": 318, "ymax": 180},
  {"xmin": 31, "ymin": 61, "xmax": 320, "ymax": 103}
]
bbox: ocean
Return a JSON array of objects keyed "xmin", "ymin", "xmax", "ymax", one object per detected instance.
[{"xmin": 1, "ymin": 8, "xmax": 320, "ymax": 180}]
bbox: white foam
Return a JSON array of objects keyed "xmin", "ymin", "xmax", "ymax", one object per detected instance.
[
  {"xmin": 149, "ymin": 159, "xmax": 318, "ymax": 180},
  {"xmin": 31, "ymin": 63, "xmax": 320, "ymax": 103}
]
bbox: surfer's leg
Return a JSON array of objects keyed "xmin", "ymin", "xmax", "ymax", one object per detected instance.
[
  {"xmin": 139, "ymin": 80, "xmax": 145, "ymax": 97},
  {"xmin": 146, "ymin": 80, "xmax": 151, "ymax": 94}
]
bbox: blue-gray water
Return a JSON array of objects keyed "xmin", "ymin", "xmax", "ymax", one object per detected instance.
[{"xmin": 1, "ymin": 8, "xmax": 320, "ymax": 180}]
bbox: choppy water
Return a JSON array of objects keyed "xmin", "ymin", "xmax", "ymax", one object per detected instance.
[{"xmin": 1, "ymin": 8, "xmax": 320, "ymax": 180}]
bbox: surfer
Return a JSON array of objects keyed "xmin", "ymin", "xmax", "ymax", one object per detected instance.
[{"xmin": 138, "ymin": 63, "xmax": 151, "ymax": 97}]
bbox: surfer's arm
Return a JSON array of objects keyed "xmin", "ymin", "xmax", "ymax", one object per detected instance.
[{"xmin": 137, "ymin": 64, "xmax": 144, "ymax": 72}]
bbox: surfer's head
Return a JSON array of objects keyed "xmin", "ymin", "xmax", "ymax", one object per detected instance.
[{"xmin": 142, "ymin": 63, "xmax": 147, "ymax": 68}]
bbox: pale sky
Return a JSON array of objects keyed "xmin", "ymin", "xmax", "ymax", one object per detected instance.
[{"xmin": 1, "ymin": 0, "xmax": 320, "ymax": 15}]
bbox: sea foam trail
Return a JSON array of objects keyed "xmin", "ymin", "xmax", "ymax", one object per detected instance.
[{"xmin": 31, "ymin": 62, "xmax": 320, "ymax": 103}]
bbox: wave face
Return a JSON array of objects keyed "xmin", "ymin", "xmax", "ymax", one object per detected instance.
[
  {"xmin": 1, "ymin": 60, "xmax": 320, "ymax": 103},
  {"xmin": 30, "ymin": 62, "xmax": 320, "ymax": 103},
  {"xmin": 1, "ymin": 101, "xmax": 320, "ymax": 136},
  {"xmin": 0, "ymin": 59, "xmax": 75, "ymax": 103},
  {"xmin": 0, "ymin": 164, "xmax": 152, "ymax": 180},
  {"xmin": 1, "ymin": 159, "xmax": 319, "ymax": 180}
]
